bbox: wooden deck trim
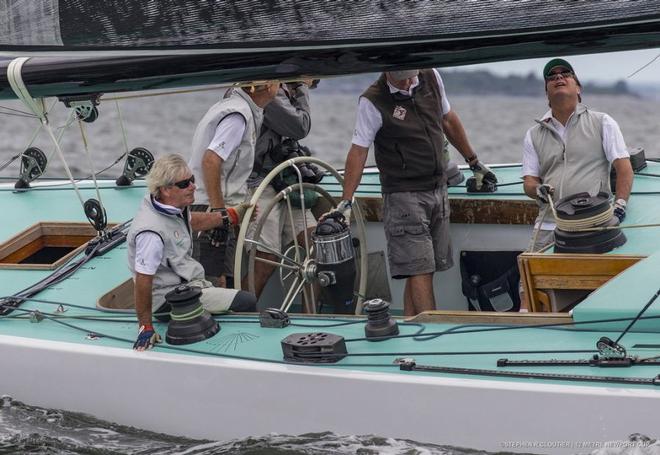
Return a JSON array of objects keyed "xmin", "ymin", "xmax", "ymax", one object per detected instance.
[
  {"xmin": 518, "ymin": 253, "xmax": 644, "ymax": 312},
  {"xmin": 355, "ymin": 196, "xmax": 538, "ymax": 225},
  {"xmin": 407, "ymin": 310, "xmax": 572, "ymax": 325},
  {"xmin": 0, "ymin": 222, "xmax": 101, "ymax": 270}
]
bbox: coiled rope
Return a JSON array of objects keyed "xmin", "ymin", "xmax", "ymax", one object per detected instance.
[{"xmin": 547, "ymin": 195, "xmax": 614, "ymax": 232}]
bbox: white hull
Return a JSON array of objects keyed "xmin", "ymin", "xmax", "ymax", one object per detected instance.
[{"xmin": 3, "ymin": 334, "xmax": 657, "ymax": 453}]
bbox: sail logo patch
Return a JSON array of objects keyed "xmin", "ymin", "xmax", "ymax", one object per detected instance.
[{"xmin": 393, "ymin": 105, "xmax": 407, "ymax": 120}]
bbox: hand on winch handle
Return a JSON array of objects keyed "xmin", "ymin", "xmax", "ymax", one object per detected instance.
[
  {"xmin": 320, "ymin": 199, "xmax": 352, "ymax": 225},
  {"xmin": 535, "ymin": 183, "xmax": 555, "ymax": 203},
  {"xmin": 613, "ymin": 198, "xmax": 627, "ymax": 223}
]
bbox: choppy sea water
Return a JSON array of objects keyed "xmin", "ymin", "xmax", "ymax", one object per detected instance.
[
  {"xmin": 2, "ymin": 89, "xmax": 660, "ymax": 454},
  {"xmin": 1, "ymin": 396, "xmax": 658, "ymax": 455},
  {"xmin": 2, "ymin": 91, "xmax": 660, "ymax": 179}
]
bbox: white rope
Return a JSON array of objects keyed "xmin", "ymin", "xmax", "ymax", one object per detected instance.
[
  {"xmin": 7, "ymin": 58, "xmax": 46, "ymax": 121},
  {"xmin": 7, "ymin": 57, "xmax": 86, "ymax": 208},
  {"xmin": 548, "ymin": 196, "xmax": 614, "ymax": 232},
  {"xmin": 77, "ymin": 119, "xmax": 106, "ymax": 215},
  {"xmin": 115, "ymin": 101, "xmax": 130, "ymax": 156}
]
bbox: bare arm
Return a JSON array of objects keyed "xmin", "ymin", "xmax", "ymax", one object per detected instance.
[
  {"xmin": 523, "ymin": 175, "xmax": 542, "ymax": 200},
  {"xmin": 201, "ymin": 150, "xmax": 225, "ymax": 208},
  {"xmin": 134, "ymin": 272, "xmax": 154, "ymax": 326},
  {"xmin": 442, "ymin": 110, "xmax": 476, "ymax": 162},
  {"xmin": 613, "ymin": 157, "xmax": 633, "ymax": 201},
  {"xmin": 341, "ymin": 144, "xmax": 369, "ymax": 201},
  {"xmin": 190, "ymin": 211, "xmax": 223, "ymax": 232}
]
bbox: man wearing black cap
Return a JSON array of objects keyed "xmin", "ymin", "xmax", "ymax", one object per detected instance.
[
  {"xmin": 331, "ymin": 68, "xmax": 496, "ymax": 316},
  {"xmin": 522, "ymin": 58, "xmax": 633, "ymax": 253}
]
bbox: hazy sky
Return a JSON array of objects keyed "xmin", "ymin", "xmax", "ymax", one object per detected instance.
[{"xmin": 462, "ymin": 48, "xmax": 660, "ymax": 85}]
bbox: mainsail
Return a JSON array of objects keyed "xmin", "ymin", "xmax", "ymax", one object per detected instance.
[{"xmin": 1, "ymin": 0, "xmax": 660, "ymax": 99}]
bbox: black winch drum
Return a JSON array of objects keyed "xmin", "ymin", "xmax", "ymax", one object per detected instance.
[
  {"xmin": 553, "ymin": 192, "xmax": 626, "ymax": 254},
  {"xmin": 554, "ymin": 191, "xmax": 611, "ymax": 221},
  {"xmin": 165, "ymin": 285, "xmax": 220, "ymax": 345}
]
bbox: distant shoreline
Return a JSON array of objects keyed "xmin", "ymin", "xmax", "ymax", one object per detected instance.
[{"xmin": 315, "ymin": 69, "xmax": 647, "ymax": 98}]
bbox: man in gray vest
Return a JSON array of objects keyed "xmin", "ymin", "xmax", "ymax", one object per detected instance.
[
  {"xmin": 522, "ymin": 58, "xmax": 633, "ymax": 253},
  {"xmin": 188, "ymin": 81, "xmax": 279, "ymax": 289},
  {"xmin": 128, "ymin": 154, "xmax": 257, "ymax": 351},
  {"xmin": 334, "ymin": 69, "xmax": 497, "ymax": 316},
  {"xmin": 245, "ymin": 80, "xmax": 316, "ymax": 300}
]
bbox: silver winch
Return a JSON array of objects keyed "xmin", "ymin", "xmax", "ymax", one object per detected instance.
[{"xmin": 312, "ymin": 212, "xmax": 357, "ymax": 313}]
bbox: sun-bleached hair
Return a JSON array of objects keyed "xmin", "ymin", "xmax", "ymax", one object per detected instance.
[{"xmin": 146, "ymin": 153, "xmax": 190, "ymax": 197}]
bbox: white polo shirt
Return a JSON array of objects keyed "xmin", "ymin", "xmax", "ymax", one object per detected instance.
[
  {"xmin": 352, "ymin": 69, "xmax": 452, "ymax": 148},
  {"xmin": 522, "ymin": 109, "xmax": 629, "ymax": 178}
]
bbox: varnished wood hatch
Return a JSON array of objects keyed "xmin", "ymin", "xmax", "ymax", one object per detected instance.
[{"xmin": 0, "ymin": 222, "xmax": 99, "ymax": 270}]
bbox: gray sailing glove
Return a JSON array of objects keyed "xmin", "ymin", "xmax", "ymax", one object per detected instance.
[
  {"xmin": 535, "ymin": 184, "xmax": 554, "ymax": 203},
  {"xmin": 470, "ymin": 161, "xmax": 498, "ymax": 190},
  {"xmin": 321, "ymin": 199, "xmax": 352, "ymax": 224},
  {"xmin": 613, "ymin": 198, "xmax": 627, "ymax": 222}
]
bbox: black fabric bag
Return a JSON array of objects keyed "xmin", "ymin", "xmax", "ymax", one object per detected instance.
[{"xmin": 459, "ymin": 250, "xmax": 522, "ymax": 312}]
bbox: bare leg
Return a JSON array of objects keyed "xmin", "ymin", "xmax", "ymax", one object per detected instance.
[
  {"xmin": 245, "ymin": 252, "xmax": 277, "ymax": 298},
  {"xmin": 404, "ymin": 273, "xmax": 435, "ymax": 316}
]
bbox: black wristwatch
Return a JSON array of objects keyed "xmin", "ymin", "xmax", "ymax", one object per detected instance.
[{"xmin": 210, "ymin": 207, "xmax": 230, "ymax": 228}]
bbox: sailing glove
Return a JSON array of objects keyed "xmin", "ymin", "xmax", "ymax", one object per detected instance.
[
  {"xmin": 613, "ymin": 198, "xmax": 627, "ymax": 222},
  {"xmin": 226, "ymin": 201, "xmax": 253, "ymax": 226},
  {"xmin": 321, "ymin": 199, "xmax": 352, "ymax": 225},
  {"xmin": 133, "ymin": 324, "xmax": 161, "ymax": 351},
  {"xmin": 469, "ymin": 161, "xmax": 498, "ymax": 191},
  {"xmin": 535, "ymin": 184, "xmax": 554, "ymax": 203}
]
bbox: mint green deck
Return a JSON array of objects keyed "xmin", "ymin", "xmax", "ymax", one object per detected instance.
[{"xmin": 2, "ymin": 165, "xmax": 660, "ymax": 388}]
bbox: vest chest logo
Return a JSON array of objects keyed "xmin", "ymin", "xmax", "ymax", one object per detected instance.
[
  {"xmin": 173, "ymin": 230, "xmax": 185, "ymax": 247},
  {"xmin": 393, "ymin": 105, "xmax": 407, "ymax": 121}
]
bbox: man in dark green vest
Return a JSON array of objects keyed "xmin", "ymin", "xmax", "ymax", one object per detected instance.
[{"xmin": 333, "ymin": 69, "xmax": 496, "ymax": 316}]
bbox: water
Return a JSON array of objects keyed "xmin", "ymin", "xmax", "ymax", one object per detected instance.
[
  {"xmin": 2, "ymin": 91, "xmax": 660, "ymax": 179},
  {"xmin": 2, "ymin": 88, "xmax": 660, "ymax": 453}
]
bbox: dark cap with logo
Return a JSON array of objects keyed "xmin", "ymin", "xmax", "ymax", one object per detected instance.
[{"xmin": 543, "ymin": 58, "xmax": 575, "ymax": 78}]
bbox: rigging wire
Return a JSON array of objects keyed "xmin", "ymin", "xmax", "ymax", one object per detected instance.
[
  {"xmin": 627, "ymin": 52, "xmax": 660, "ymax": 78},
  {"xmin": 77, "ymin": 118, "xmax": 106, "ymax": 223}
]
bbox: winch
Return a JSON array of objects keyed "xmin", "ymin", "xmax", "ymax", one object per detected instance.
[
  {"xmin": 312, "ymin": 212, "xmax": 357, "ymax": 314},
  {"xmin": 553, "ymin": 191, "xmax": 626, "ymax": 254},
  {"xmin": 165, "ymin": 285, "xmax": 220, "ymax": 345}
]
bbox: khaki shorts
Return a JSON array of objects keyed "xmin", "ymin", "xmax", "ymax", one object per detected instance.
[
  {"xmin": 383, "ymin": 187, "xmax": 453, "ymax": 279},
  {"xmin": 246, "ymin": 185, "xmax": 317, "ymax": 253}
]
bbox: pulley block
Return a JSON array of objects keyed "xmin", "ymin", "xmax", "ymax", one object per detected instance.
[
  {"xmin": 15, "ymin": 147, "xmax": 47, "ymax": 189},
  {"xmin": 116, "ymin": 147, "xmax": 154, "ymax": 186}
]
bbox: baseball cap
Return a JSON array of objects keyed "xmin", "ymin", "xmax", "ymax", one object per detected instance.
[
  {"xmin": 543, "ymin": 58, "xmax": 575, "ymax": 78},
  {"xmin": 388, "ymin": 69, "xmax": 420, "ymax": 81}
]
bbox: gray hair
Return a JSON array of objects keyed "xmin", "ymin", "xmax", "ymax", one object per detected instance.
[{"xmin": 146, "ymin": 153, "xmax": 190, "ymax": 197}]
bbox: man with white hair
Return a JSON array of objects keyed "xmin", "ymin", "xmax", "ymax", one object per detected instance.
[
  {"xmin": 127, "ymin": 154, "xmax": 256, "ymax": 351},
  {"xmin": 333, "ymin": 69, "xmax": 496, "ymax": 315}
]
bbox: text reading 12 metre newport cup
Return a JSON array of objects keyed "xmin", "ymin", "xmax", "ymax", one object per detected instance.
[{"xmin": 501, "ymin": 440, "xmax": 651, "ymax": 450}]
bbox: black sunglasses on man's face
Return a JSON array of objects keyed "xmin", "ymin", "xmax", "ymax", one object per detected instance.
[
  {"xmin": 172, "ymin": 175, "xmax": 195, "ymax": 189},
  {"xmin": 545, "ymin": 70, "xmax": 574, "ymax": 82}
]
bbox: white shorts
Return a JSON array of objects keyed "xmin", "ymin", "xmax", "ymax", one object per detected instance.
[
  {"xmin": 246, "ymin": 185, "xmax": 317, "ymax": 253},
  {"xmin": 191, "ymin": 278, "xmax": 238, "ymax": 313}
]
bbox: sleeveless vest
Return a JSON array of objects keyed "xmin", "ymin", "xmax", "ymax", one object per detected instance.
[
  {"xmin": 361, "ymin": 69, "xmax": 446, "ymax": 193},
  {"xmin": 529, "ymin": 104, "xmax": 610, "ymax": 224},
  {"xmin": 189, "ymin": 88, "xmax": 263, "ymax": 206},
  {"xmin": 127, "ymin": 195, "xmax": 205, "ymax": 310}
]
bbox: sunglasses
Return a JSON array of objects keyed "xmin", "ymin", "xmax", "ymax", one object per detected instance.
[
  {"xmin": 171, "ymin": 174, "xmax": 195, "ymax": 189},
  {"xmin": 545, "ymin": 70, "xmax": 574, "ymax": 82}
]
